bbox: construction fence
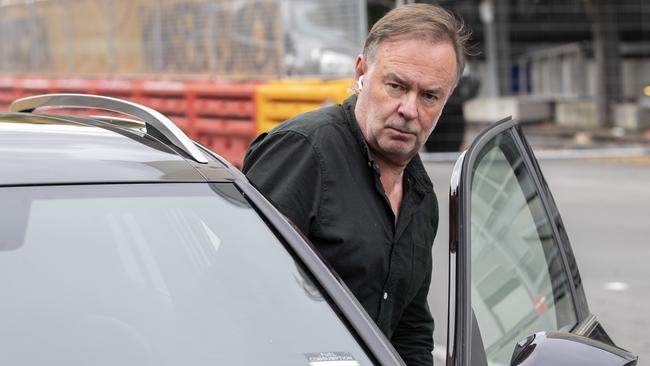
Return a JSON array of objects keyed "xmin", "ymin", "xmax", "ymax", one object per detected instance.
[
  {"xmin": 0, "ymin": 0, "xmax": 366, "ymax": 78},
  {"xmin": 0, "ymin": 0, "xmax": 365, "ymax": 166}
]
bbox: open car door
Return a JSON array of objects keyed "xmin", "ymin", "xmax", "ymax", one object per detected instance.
[{"xmin": 446, "ymin": 118, "xmax": 637, "ymax": 366}]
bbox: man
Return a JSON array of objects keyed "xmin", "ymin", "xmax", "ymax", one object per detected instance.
[{"xmin": 243, "ymin": 4, "xmax": 468, "ymax": 365}]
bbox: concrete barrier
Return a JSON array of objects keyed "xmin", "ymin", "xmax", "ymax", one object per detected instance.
[
  {"xmin": 555, "ymin": 100, "xmax": 598, "ymax": 128},
  {"xmin": 614, "ymin": 103, "xmax": 650, "ymax": 132},
  {"xmin": 464, "ymin": 96, "xmax": 553, "ymax": 123}
]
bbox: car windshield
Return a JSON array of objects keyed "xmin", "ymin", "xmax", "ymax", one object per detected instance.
[{"xmin": 0, "ymin": 183, "xmax": 374, "ymax": 366}]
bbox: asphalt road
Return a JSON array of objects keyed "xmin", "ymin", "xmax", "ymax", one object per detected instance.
[{"xmin": 424, "ymin": 155, "xmax": 650, "ymax": 363}]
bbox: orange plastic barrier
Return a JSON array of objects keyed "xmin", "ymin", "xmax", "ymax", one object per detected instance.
[
  {"xmin": 17, "ymin": 78, "xmax": 57, "ymax": 97},
  {"xmin": 187, "ymin": 81, "xmax": 258, "ymax": 167},
  {"xmin": 0, "ymin": 77, "xmax": 56, "ymax": 112},
  {"xmin": 0, "ymin": 77, "xmax": 18, "ymax": 111},
  {"xmin": 0, "ymin": 77, "xmax": 259, "ymax": 168},
  {"xmin": 52, "ymin": 78, "xmax": 93, "ymax": 94},
  {"xmin": 0, "ymin": 77, "xmax": 358, "ymax": 168},
  {"xmin": 255, "ymin": 79, "xmax": 353, "ymax": 134},
  {"xmin": 93, "ymin": 79, "xmax": 139, "ymax": 100}
]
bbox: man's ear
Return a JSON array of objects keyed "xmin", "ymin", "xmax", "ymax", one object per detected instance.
[
  {"xmin": 354, "ymin": 54, "xmax": 366, "ymax": 82},
  {"xmin": 354, "ymin": 54, "xmax": 366, "ymax": 93}
]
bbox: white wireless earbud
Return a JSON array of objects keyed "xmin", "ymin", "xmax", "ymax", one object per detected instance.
[{"xmin": 357, "ymin": 75, "xmax": 364, "ymax": 91}]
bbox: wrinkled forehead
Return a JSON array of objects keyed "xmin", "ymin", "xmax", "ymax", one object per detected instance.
[
  {"xmin": 365, "ymin": 34, "xmax": 454, "ymax": 61},
  {"xmin": 365, "ymin": 35, "xmax": 461, "ymax": 83}
]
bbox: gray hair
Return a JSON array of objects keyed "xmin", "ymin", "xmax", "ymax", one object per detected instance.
[{"xmin": 362, "ymin": 3, "xmax": 470, "ymax": 82}]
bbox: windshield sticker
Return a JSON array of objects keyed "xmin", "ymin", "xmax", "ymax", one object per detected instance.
[{"xmin": 305, "ymin": 352, "xmax": 360, "ymax": 366}]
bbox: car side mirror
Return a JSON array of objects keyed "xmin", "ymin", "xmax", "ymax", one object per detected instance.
[{"xmin": 510, "ymin": 331, "xmax": 637, "ymax": 366}]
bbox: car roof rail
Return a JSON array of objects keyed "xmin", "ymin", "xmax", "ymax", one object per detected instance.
[{"xmin": 10, "ymin": 93, "xmax": 209, "ymax": 164}]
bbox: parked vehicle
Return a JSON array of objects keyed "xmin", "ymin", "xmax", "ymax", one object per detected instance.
[{"xmin": 0, "ymin": 94, "xmax": 637, "ymax": 365}]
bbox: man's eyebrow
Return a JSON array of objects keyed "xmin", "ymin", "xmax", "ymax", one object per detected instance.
[
  {"xmin": 422, "ymin": 87, "xmax": 444, "ymax": 95},
  {"xmin": 384, "ymin": 72, "xmax": 444, "ymax": 94},
  {"xmin": 384, "ymin": 72, "xmax": 409, "ymax": 86}
]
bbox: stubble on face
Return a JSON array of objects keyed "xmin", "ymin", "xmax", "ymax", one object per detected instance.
[{"xmin": 354, "ymin": 37, "xmax": 458, "ymax": 168}]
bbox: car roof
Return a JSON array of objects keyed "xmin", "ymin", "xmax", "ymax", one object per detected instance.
[{"xmin": 0, "ymin": 112, "xmax": 236, "ymax": 186}]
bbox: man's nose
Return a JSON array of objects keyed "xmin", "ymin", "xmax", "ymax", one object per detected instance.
[{"xmin": 398, "ymin": 91, "xmax": 418, "ymax": 121}]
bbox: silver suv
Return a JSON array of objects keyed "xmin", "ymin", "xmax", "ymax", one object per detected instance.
[{"xmin": 0, "ymin": 94, "xmax": 637, "ymax": 366}]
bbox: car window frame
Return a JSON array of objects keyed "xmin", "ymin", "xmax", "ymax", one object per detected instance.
[
  {"xmin": 448, "ymin": 118, "xmax": 590, "ymax": 366},
  {"xmin": 511, "ymin": 122, "xmax": 590, "ymax": 317}
]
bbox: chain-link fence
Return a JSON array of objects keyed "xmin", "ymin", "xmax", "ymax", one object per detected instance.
[{"xmin": 0, "ymin": 0, "xmax": 366, "ymax": 78}]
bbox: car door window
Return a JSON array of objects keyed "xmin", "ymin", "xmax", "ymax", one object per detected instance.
[{"xmin": 468, "ymin": 130, "xmax": 578, "ymax": 365}]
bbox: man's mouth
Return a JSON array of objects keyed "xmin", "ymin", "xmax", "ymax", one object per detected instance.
[{"xmin": 386, "ymin": 126, "xmax": 414, "ymax": 138}]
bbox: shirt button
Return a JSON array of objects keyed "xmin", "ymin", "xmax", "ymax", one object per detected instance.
[{"xmin": 383, "ymin": 292, "xmax": 388, "ymax": 300}]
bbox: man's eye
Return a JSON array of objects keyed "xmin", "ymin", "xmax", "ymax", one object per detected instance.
[
  {"xmin": 387, "ymin": 82, "xmax": 403, "ymax": 90},
  {"xmin": 422, "ymin": 93, "xmax": 438, "ymax": 102}
]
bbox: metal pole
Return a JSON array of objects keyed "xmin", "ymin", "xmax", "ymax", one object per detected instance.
[
  {"xmin": 480, "ymin": 0, "xmax": 499, "ymax": 97},
  {"xmin": 358, "ymin": 0, "xmax": 368, "ymax": 44},
  {"xmin": 495, "ymin": 0, "xmax": 511, "ymax": 95},
  {"xmin": 576, "ymin": 46, "xmax": 586, "ymax": 98}
]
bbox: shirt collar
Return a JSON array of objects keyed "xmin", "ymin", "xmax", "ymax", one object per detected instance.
[{"xmin": 341, "ymin": 95, "xmax": 434, "ymax": 195}]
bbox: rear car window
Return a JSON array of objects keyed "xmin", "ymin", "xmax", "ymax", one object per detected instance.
[{"xmin": 0, "ymin": 183, "xmax": 374, "ymax": 366}]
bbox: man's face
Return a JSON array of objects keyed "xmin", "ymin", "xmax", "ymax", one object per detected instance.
[{"xmin": 354, "ymin": 37, "xmax": 458, "ymax": 166}]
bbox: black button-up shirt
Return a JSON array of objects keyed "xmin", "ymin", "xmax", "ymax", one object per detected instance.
[{"xmin": 243, "ymin": 96, "xmax": 438, "ymax": 366}]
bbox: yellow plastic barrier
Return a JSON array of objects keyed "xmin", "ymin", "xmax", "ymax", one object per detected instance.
[{"xmin": 254, "ymin": 79, "xmax": 354, "ymax": 134}]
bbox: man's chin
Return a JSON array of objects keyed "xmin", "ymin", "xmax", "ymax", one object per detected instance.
[{"xmin": 376, "ymin": 141, "xmax": 419, "ymax": 164}]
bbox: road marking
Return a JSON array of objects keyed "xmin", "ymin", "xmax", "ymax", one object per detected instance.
[
  {"xmin": 599, "ymin": 155, "xmax": 650, "ymax": 165},
  {"xmin": 535, "ymin": 147, "xmax": 650, "ymax": 160},
  {"xmin": 603, "ymin": 282, "xmax": 630, "ymax": 291}
]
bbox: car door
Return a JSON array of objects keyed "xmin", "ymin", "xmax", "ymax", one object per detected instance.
[{"xmin": 446, "ymin": 118, "xmax": 637, "ymax": 366}]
